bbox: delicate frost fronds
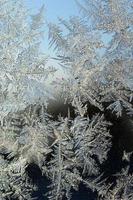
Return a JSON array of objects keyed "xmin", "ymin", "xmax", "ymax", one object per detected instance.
[
  {"xmin": 100, "ymin": 166, "xmax": 133, "ymax": 200},
  {"xmin": 72, "ymin": 96, "xmax": 87, "ymax": 117},
  {"xmin": 0, "ymin": 155, "xmax": 33, "ymax": 200},
  {"xmin": 0, "ymin": 0, "xmax": 54, "ymax": 119},
  {"xmin": 49, "ymin": 0, "xmax": 133, "ymax": 117},
  {"xmin": 71, "ymin": 115, "xmax": 112, "ymax": 175},
  {"xmin": 47, "ymin": 0, "xmax": 133, "ymax": 199},
  {"xmin": 44, "ymin": 118, "xmax": 80, "ymax": 200},
  {"xmin": 0, "ymin": 0, "xmax": 133, "ymax": 199}
]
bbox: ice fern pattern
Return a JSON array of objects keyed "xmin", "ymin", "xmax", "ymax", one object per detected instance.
[
  {"xmin": 0, "ymin": 0, "xmax": 133, "ymax": 200},
  {"xmin": 0, "ymin": 0, "xmax": 54, "ymax": 120}
]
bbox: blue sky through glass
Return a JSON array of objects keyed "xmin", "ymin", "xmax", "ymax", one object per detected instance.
[
  {"xmin": 24, "ymin": 1, "xmax": 112, "ymax": 67},
  {"xmin": 25, "ymin": 0, "xmax": 78, "ymax": 22},
  {"xmin": 25, "ymin": 0, "xmax": 79, "ymax": 56}
]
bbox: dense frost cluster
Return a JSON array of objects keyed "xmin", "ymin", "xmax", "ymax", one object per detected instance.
[{"xmin": 0, "ymin": 0, "xmax": 133, "ymax": 200}]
